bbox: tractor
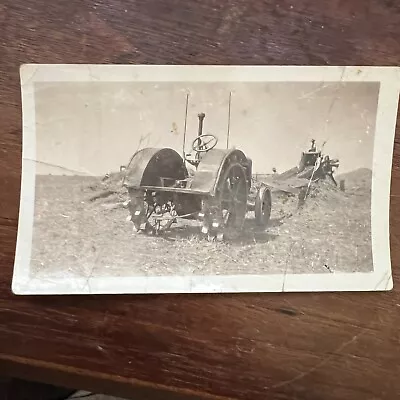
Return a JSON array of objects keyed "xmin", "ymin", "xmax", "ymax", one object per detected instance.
[{"xmin": 122, "ymin": 112, "xmax": 272, "ymax": 241}]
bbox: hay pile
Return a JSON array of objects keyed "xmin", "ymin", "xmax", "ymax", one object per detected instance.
[
  {"xmin": 80, "ymin": 171, "xmax": 129, "ymax": 210},
  {"xmin": 305, "ymin": 179, "xmax": 346, "ymax": 203}
]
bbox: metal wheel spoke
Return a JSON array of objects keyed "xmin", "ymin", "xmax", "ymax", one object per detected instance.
[
  {"xmin": 222, "ymin": 210, "xmax": 230, "ymax": 223},
  {"xmin": 213, "ymin": 163, "xmax": 248, "ymax": 235},
  {"xmin": 221, "ymin": 196, "xmax": 232, "ymax": 204}
]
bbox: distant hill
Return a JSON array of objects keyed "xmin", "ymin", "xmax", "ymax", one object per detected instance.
[{"xmin": 337, "ymin": 168, "xmax": 372, "ymax": 190}]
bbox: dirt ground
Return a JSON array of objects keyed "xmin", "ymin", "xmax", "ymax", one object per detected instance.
[{"xmin": 30, "ymin": 169, "xmax": 373, "ymax": 279}]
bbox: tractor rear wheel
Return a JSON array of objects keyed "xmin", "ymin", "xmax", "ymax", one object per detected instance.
[
  {"xmin": 202, "ymin": 162, "xmax": 249, "ymax": 241},
  {"xmin": 255, "ymin": 185, "xmax": 272, "ymax": 228}
]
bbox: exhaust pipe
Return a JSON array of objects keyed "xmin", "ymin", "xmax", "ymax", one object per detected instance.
[{"xmin": 198, "ymin": 112, "xmax": 205, "ymax": 137}]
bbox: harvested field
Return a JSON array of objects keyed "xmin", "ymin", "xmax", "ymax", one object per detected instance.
[{"xmin": 30, "ymin": 169, "xmax": 373, "ymax": 280}]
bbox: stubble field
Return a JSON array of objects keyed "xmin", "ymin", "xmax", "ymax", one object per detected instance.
[{"xmin": 30, "ymin": 169, "xmax": 373, "ymax": 280}]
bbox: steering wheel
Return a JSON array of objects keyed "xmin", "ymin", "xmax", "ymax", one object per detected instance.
[{"xmin": 192, "ymin": 134, "xmax": 218, "ymax": 153}]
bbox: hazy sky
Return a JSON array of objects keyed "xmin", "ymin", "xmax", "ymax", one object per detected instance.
[{"xmin": 34, "ymin": 81, "xmax": 379, "ymax": 176}]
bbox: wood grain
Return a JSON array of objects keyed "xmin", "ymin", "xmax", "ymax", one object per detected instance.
[{"xmin": 0, "ymin": 1, "xmax": 399, "ymax": 399}]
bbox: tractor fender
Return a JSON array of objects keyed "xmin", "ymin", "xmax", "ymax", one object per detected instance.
[
  {"xmin": 123, "ymin": 147, "xmax": 188, "ymax": 188},
  {"xmin": 190, "ymin": 148, "xmax": 250, "ymax": 196}
]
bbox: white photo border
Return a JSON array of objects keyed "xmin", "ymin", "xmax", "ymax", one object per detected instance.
[{"xmin": 12, "ymin": 64, "xmax": 400, "ymax": 295}]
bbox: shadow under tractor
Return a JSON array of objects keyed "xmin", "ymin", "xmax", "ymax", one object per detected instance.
[{"xmin": 122, "ymin": 112, "xmax": 272, "ymax": 241}]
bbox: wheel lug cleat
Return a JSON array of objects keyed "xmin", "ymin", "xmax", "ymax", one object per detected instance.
[
  {"xmin": 216, "ymin": 232, "xmax": 224, "ymax": 242},
  {"xmin": 133, "ymin": 224, "xmax": 141, "ymax": 233},
  {"xmin": 207, "ymin": 234, "xmax": 216, "ymax": 242},
  {"xmin": 201, "ymin": 225, "xmax": 209, "ymax": 234}
]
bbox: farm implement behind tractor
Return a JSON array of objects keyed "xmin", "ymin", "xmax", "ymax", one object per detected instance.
[
  {"xmin": 122, "ymin": 110, "xmax": 272, "ymax": 241},
  {"xmin": 263, "ymin": 138, "xmax": 340, "ymax": 198}
]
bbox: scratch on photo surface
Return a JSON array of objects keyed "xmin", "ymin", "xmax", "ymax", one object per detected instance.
[
  {"xmin": 281, "ymin": 242, "xmax": 295, "ymax": 292},
  {"xmin": 395, "ymin": 67, "xmax": 400, "ymax": 83},
  {"xmin": 327, "ymin": 68, "xmax": 346, "ymax": 115},
  {"xmin": 87, "ymin": 65, "xmax": 101, "ymax": 81},
  {"xmin": 320, "ymin": 67, "xmax": 347, "ymax": 141},
  {"xmin": 27, "ymin": 275, "xmax": 65, "ymax": 290},
  {"xmin": 28, "ymin": 259, "xmax": 48, "ymax": 280},
  {"xmin": 385, "ymin": 273, "xmax": 393, "ymax": 290},
  {"xmin": 35, "ymin": 116, "xmax": 75, "ymax": 127},
  {"xmin": 351, "ymin": 103, "xmax": 372, "ymax": 127},
  {"xmin": 20, "ymin": 64, "xmax": 38, "ymax": 86},
  {"xmin": 189, "ymin": 276, "xmax": 194, "ymax": 293},
  {"xmin": 297, "ymin": 82, "xmax": 338, "ymax": 100},
  {"xmin": 124, "ymin": 132, "xmax": 153, "ymax": 171},
  {"xmin": 80, "ymin": 266, "xmax": 95, "ymax": 294},
  {"xmin": 373, "ymin": 271, "xmax": 392, "ymax": 290},
  {"xmin": 25, "ymin": 159, "xmax": 95, "ymax": 176},
  {"xmin": 80, "ymin": 250, "xmax": 102, "ymax": 294},
  {"xmin": 268, "ymin": 327, "xmax": 368, "ymax": 390}
]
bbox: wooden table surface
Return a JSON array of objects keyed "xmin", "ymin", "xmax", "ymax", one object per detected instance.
[{"xmin": 0, "ymin": 1, "xmax": 399, "ymax": 399}]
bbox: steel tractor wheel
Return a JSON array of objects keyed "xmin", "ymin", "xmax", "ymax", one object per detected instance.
[
  {"xmin": 254, "ymin": 185, "xmax": 272, "ymax": 228},
  {"xmin": 128, "ymin": 188, "xmax": 178, "ymax": 236},
  {"xmin": 201, "ymin": 163, "xmax": 249, "ymax": 242}
]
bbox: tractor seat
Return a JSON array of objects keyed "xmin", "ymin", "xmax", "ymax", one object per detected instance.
[
  {"xmin": 159, "ymin": 176, "xmax": 192, "ymax": 189},
  {"xmin": 184, "ymin": 153, "xmax": 201, "ymax": 168}
]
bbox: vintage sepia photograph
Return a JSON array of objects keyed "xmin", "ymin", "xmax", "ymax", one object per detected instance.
[{"xmin": 13, "ymin": 65, "xmax": 399, "ymax": 294}]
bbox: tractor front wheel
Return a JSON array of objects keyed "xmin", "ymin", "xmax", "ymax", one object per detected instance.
[{"xmin": 255, "ymin": 185, "xmax": 272, "ymax": 228}]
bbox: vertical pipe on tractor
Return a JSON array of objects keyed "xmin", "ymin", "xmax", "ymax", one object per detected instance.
[
  {"xmin": 226, "ymin": 91, "xmax": 232, "ymax": 149},
  {"xmin": 182, "ymin": 93, "xmax": 189, "ymax": 159}
]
